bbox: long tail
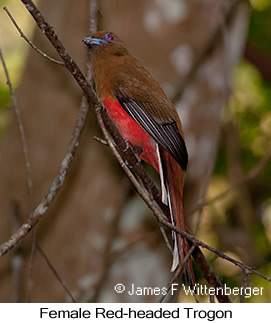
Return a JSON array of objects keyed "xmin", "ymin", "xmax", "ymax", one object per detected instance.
[{"xmin": 158, "ymin": 146, "xmax": 195, "ymax": 287}]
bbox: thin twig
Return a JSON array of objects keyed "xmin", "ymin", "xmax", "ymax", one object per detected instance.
[
  {"xmin": 0, "ymin": 97, "xmax": 90, "ymax": 257},
  {"xmin": 36, "ymin": 244, "xmax": 77, "ymax": 303},
  {"xmin": 0, "ymin": 48, "xmax": 33, "ymax": 212},
  {"xmin": 0, "ymin": 47, "xmax": 37, "ymax": 301},
  {"xmin": 3, "ymin": 7, "xmax": 65, "ymax": 66},
  {"xmin": 11, "ymin": 201, "xmax": 76, "ymax": 302},
  {"xmin": 93, "ymin": 136, "xmax": 108, "ymax": 146},
  {"xmin": 159, "ymin": 226, "xmax": 173, "ymax": 253},
  {"xmin": 1, "ymin": 39, "xmax": 38, "ymax": 301}
]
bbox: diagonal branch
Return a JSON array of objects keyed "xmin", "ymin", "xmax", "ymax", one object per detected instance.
[
  {"xmin": 36, "ymin": 244, "xmax": 76, "ymax": 302},
  {"xmin": 0, "ymin": 48, "xmax": 33, "ymax": 212},
  {"xmin": 3, "ymin": 7, "xmax": 64, "ymax": 66},
  {"xmin": 0, "ymin": 96, "xmax": 90, "ymax": 257}
]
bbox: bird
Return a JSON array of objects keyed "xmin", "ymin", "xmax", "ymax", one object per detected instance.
[{"xmin": 83, "ymin": 31, "xmax": 195, "ymax": 286}]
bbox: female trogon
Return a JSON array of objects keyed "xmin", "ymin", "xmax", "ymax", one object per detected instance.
[{"xmin": 83, "ymin": 31, "xmax": 195, "ymax": 286}]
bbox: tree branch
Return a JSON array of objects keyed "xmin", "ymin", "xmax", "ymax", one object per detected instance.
[
  {"xmin": 0, "ymin": 48, "xmax": 33, "ymax": 212},
  {"xmin": 0, "ymin": 95, "xmax": 90, "ymax": 257},
  {"xmin": 3, "ymin": 7, "xmax": 64, "ymax": 66},
  {"xmin": 36, "ymin": 244, "xmax": 76, "ymax": 302}
]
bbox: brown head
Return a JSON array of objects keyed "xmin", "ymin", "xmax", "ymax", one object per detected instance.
[
  {"xmin": 83, "ymin": 31, "xmax": 129, "ymax": 57},
  {"xmin": 83, "ymin": 31, "xmax": 132, "ymax": 98}
]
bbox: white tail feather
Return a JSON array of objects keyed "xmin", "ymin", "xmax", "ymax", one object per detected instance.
[
  {"xmin": 157, "ymin": 144, "xmax": 179, "ymax": 271},
  {"xmin": 167, "ymin": 186, "xmax": 179, "ymax": 272},
  {"xmin": 156, "ymin": 144, "xmax": 168, "ymax": 205}
]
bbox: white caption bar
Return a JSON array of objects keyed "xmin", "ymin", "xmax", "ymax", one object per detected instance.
[{"xmin": 0, "ymin": 303, "xmax": 268, "ymax": 322}]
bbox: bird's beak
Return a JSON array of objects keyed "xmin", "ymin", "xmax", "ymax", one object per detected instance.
[{"xmin": 83, "ymin": 36, "xmax": 106, "ymax": 47}]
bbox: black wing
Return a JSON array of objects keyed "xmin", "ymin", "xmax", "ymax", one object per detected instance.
[{"xmin": 116, "ymin": 91, "xmax": 188, "ymax": 171}]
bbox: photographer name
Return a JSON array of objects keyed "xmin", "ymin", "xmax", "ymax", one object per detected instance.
[{"xmin": 118, "ymin": 283, "xmax": 263, "ymax": 298}]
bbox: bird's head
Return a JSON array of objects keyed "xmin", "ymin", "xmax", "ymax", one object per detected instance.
[{"xmin": 83, "ymin": 31, "xmax": 128, "ymax": 56}]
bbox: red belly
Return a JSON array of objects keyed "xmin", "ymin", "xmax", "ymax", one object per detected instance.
[{"xmin": 103, "ymin": 97, "xmax": 159, "ymax": 172}]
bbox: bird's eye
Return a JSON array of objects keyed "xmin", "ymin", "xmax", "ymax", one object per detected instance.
[{"xmin": 105, "ymin": 32, "xmax": 114, "ymax": 41}]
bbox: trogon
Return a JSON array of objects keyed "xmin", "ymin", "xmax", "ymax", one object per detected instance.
[{"xmin": 83, "ymin": 31, "xmax": 195, "ymax": 286}]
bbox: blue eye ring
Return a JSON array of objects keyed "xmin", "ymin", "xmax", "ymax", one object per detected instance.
[{"xmin": 105, "ymin": 32, "xmax": 114, "ymax": 41}]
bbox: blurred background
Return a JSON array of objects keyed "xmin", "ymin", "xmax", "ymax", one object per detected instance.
[{"xmin": 0, "ymin": 0, "xmax": 270, "ymax": 302}]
